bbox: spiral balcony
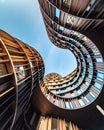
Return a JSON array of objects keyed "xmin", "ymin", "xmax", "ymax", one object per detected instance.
[
  {"xmin": 40, "ymin": 30, "xmax": 104, "ymax": 110},
  {"xmin": 30, "ymin": 1, "xmax": 104, "ymax": 129}
]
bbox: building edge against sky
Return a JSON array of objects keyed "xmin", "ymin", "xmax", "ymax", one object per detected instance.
[
  {"xmin": 0, "ymin": 29, "xmax": 79, "ymax": 130},
  {"xmin": 32, "ymin": 0, "xmax": 104, "ymax": 130},
  {"xmin": 0, "ymin": 0, "xmax": 104, "ymax": 130},
  {"xmin": 0, "ymin": 0, "xmax": 77, "ymax": 77},
  {"xmin": 0, "ymin": 29, "xmax": 44, "ymax": 130}
]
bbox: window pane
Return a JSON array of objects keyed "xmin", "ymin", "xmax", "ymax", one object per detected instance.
[
  {"xmin": 88, "ymin": 74, "xmax": 92, "ymax": 79},
  {"xmin": 71, "ymin": 92, "xmax": 75, "ymax": 97},
  {"xmin": 86, "ymin": 92, "xmax": 94, "ymax": 102},
  {"xmin": 89, "ymin": 92, "xmax": 95, "ymax": 98},
  {"xmin": 94, "ymin": 82, "xmax": 102, "ymax": 90},
  {"xmin": 59, "ymin": 26, "xmax": 64, "ymax": 31},
  {"xmin": 89, "ymin": 63, "xmax": 93, "ymax": 68},
  {"xmin": 65, "ymin": 101, "xmax": 70, "ymax": 109},
  {"xmin": 97, "ymin": 71, "xmax": 104, "ymax": 79},
  {"xmin": 86, "ymin": 54, "xmax": 91, "ymax": 58},
  {"xmin": 94, "ymin": 52, "xmax": 100, "ymax": 56},
  {"xmin": 69, "ymin": 102, "xmax": 73, "ymax": 108},
  {"xmin": 56, "ymin": 8, "xmax": 60, "ymax": 18},
  {"xmin": 85, "ymin": 0, "xmax": 96, "ymax": 12},
  {"xmin": 85, "ymin": 81, "xmax": 89, "ymax": 87},
  {"xmin": 78, "ymin": 99, "xmax": 85, "ymax": 106},
  {"xmin": 16, "ymin": 66, "xmax": 25, "ymax": 82},
  {"xmin": 77, "ymin": 88, "xmax": 83, "ymax": 95},
  {"xmin": 51, "ymin": 118, "xmax": 57, "ymax": 130},
  {"xmin": 96, "ymin": 76, "xmax": 103, "ymax": 82},
  {"xmin": 96, "ymin": 58, "xmax": 103, "ymax": 62}
]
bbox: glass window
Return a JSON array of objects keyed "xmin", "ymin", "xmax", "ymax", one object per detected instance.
[
  {"xmin": 80, "ymin": 44, "xmax": 83, "ymax": 48},
  {"xmin": 71, "ymin": 92, "xmax": 75, "ymax": 97},
  {"xmin": 94, "ymin": 82, "xmax": 102, "ymax": 90},
  {"xmin": 52, "ymin": 20, "xmax": 54, "ymax": 25},
  {"xmin": 84, "ymin": 96, "xmax": 90, "ymax": 103},
  {"xmin": 85, "ymin": 81, "xmax": 89, "ymax": 87},
  {"xmin": 94, "ymin": 52, "xmax": 100, "ymax": 56},
  {"xmin": 78, "ymin": 99, "xmax": 85, "ymax": 106},
  {"xmin": 65, "ymin": 101, "xmax": 70, "ymax": 109},
  {"xmin": 86, "ymin": 6, "xmax": 91, "ymax": 11},
  {"xmin": 30, "ymin": 61, "xmax": 32, "ymax": 68},
  {"xmin": 77, "ymin": 88, "xmax": 83, "ymax": 95},
  {"xmin": 83, "ymin": 68, "xmax": 86, "ymax": 72},
  {"xmin": 77, "ymin": 89, "xmax": 81, "ymax": 95},
  {"xmin": 69, "ymin": 102, "xmax": 73, "ymax": 108},
  {"xmin": 56, "ymin": 89, "xmax": 59, "ymax": 94},
  {"xmin": 82, "ymin": 68, "xmax": 86, "ymax": 73},
  {"xmin": 88, "ymin": 74, "xmax": 92, "ymax": 79},
  {"xmin": 76, "ymin": 82, "xmax": 80, "ymax": 86},
  {"xmin": 81, "ymin": 75, "xmax": 84, "ymax": 79},
  {"xmin": 97, "ymin": 71, "xmax": 104, "ymax": 79},
  {"xmin": 16, "ymin": 66, "xmax": 25, "ymax": 82},
  {"xmin": 85, "ymin": 92, "xmax": 94, "ymax": 102},
  {"xmin": 96, "ymin": 76, "xmax": 103, "ymax": 82},
  {"xmin": 86, "ymin": 0, "xmax": 96, "ymax": 12},
  {"xmin": 59, "ymin": 26, "xmax": 64, "ymax": 31},
  {"xmin": 70, "ymin": 38, "xmax": 77, "ymax": 43},
  {"xmin": 55, "ymin": 8, "xmax": 60, "ymax": 18},
  {"xmin": 89, "ymin": 62, "xmax": 93, "ymax": 68},
  {"xmin": 86, "ymin": 54, "xmax": 91, "ymax": 58},
  {"xmin": 89, "ymin": 92, "xmax": 95, "ymax": 98},
  {"xmin": 51, "ymin": 118, "xmax": 57, "ymax": 130},
  {"xmin": 96, "ymin": 58, "xmax": 103, "ymax": 62}
]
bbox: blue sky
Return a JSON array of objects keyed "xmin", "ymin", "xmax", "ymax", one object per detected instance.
[{"xmin": 0, "ymin": 0, "xmax": 77, "ymax": 76}]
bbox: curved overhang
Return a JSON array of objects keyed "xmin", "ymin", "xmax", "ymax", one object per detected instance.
[{"xmin": 32, "ymin": 0, "xmax": 104, "ymax": 129}]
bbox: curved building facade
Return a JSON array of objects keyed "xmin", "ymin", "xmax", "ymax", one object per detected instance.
[
  {"xmin": 38, "ymin": 0, "xmax": 104, "ymax": 31},
  {"xmin": 0, "ymin": 0, "xmax": 104, "ymax": 130},
  {"xmin": 32, "ymin": 0, "xmax": 104, "ymax": 130},
  {"xmin": 0, "ymin": 30, "xmax": 44, "ymax": 130},
  {"xmin": 41, "ymin": 30, "xmax": 104, "ymax": 110}
]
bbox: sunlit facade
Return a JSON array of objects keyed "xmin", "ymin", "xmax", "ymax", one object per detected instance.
[{"xmin": 0, "ymin": 30, "xmax": 44, "ymax": 130}]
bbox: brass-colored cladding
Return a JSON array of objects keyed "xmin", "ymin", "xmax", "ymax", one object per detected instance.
[{"xmin": 0, "ymin": 30, "xmax": 44, "ymax": 130}]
